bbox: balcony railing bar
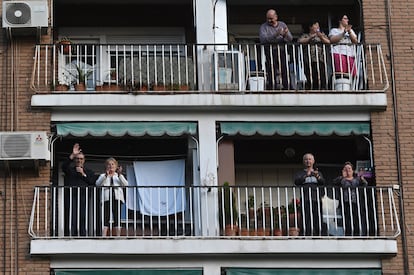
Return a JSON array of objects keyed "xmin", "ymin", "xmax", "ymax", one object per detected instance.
[
  {"xmin": 386, "ymin": 188, "xmax": 393, "ymax": 233},
  {"xmin": 369, "ymin": 45, "xmax": 376, "ymax": 85}
]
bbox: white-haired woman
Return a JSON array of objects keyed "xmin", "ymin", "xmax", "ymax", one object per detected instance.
[{"xmin": 96, "ymin": 157, "xmax": 128, "ymax": 236}]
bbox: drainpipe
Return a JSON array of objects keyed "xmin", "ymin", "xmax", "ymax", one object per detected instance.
[
  {"xmin": 2, "ymin": 173, "xmax": 6, "ymax": 275},
  {"xmin": 385, "ymin": 0, "xmax": 409, "ymax": 274}
]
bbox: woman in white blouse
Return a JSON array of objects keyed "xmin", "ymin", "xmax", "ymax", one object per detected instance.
[
  {"xmin": 329, "ymin": 15, "xmax": 358, "ymax": 78},
  {"xmin": 95, "ymin": 157, "xmax": 128, "ymax": 236}
]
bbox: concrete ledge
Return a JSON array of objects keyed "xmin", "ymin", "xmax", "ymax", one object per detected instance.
[
  {"xmin": 31, "ymin": 93, "xmax": 387, "ymax": 112},
  {"xmin": 31, "ymin": 238, "xmax": 397, "ymax": 257}
]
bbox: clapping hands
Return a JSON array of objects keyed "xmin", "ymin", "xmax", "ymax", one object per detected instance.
[
  {"xmin": 116, "ymin": 166, "xmax": 123, "ymax": 175},
  {"xmin": 345, "ymin": 24, "xmax": 353, "ymax": 33}
]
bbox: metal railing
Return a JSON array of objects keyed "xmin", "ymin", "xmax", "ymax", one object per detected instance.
[
  {"xmin": 29, "ymin": 185, "xmax": 400, "ymax": 239},
  {"xmin": 31, "ymin": 43, "xmax": 388, "ymax": 93}
]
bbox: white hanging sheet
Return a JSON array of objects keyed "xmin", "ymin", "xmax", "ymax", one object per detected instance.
[{"xmin": 126, "ymin": 159, "xmax": 186, "ymax": 216}]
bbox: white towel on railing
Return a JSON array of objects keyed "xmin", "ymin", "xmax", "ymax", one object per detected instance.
[{"xmin": 126, "ymin": 159, "xmax": 185, "ymax": 216}]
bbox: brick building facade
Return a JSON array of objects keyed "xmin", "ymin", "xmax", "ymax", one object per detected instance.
[{"xmin": 0, "ymin": 0, "xmax": 412, "ymax": 274}]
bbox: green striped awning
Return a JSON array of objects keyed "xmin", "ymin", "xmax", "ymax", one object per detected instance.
[
  {"xmin": 219, "ymin": 122, "xmax": 370, "ymax": 137},
  {"xmin": 56, "ymin": 122, "xmax": 197, "ymax": 137},
  {"xmin": 225, "ymin": 268, "xmax": 381, "ymax": 275}
]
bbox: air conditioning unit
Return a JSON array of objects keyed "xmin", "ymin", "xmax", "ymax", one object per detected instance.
[
  {"xmin": 0, "ymin": 132, "xmax": 49, "ymax": 160},
  {"xmin": 2, "ymin": 0, "xmax": 48, "ymax": 28}
]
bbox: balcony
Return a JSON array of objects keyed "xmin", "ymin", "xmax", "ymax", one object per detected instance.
[
  {"xmin": 30, "ymin": 43, "xmax": 389, "ymax": 112},
  {"xmin": 29, "ymin": 185, "xmax": 399, "ymax": 257},
  {"xmin": 32, "ymin": 43, "xmax": 388, "ymax": 93}
]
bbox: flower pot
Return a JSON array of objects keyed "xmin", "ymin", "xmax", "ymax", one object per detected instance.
[
  {"xmin": 239, "ymin": 228, "xmax": 250, "ymax": 236},
  {"xmin": 55, "ymin": 84, "xmax": 69, "ymax": 91},
  {"xmin": 136, "ymin": 85, "xmax": 148, "ymax": 92},
  {"xmin": 256, "ymin": 227, "xmax": 271, "ymax": 236},
  {"xmin": 273, "ymin": 228, "xmax": 283, "ymax": 236},
  {"xmin": 75, "ymin": 83, "xmax": 86, "ymax": 91},
  {"xmin": 180, "ymin": 84, "xmax": 190, "ymax": 91},
  {"xmin": 152, "ymin": 84, "xmax": 166, "ymax": 91},
  {"xmin": 288, "ymin": 212, "xmax": 302, "ymax": 228},
  {"xmin": 102, "ymin": 83, "xmax": 122, "ymax": 91},
  {"xmin": 288, "ymin": 227, "xmax": 300, "ymax": 236},
  {"xmin": 224, "ymin": 224, "xmax": 239, "ymax": 236}
]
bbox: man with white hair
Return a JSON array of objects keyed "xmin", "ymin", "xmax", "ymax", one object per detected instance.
[{"xmin": 294, "ymin": 153, "xmax": 326, "ymax": 236}]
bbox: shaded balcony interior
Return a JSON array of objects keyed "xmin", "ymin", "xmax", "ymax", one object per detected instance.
[
  {"xmin": 54, "ymin": 0, "xmax": 360, "ymax": 40},
  {"xmin": 26, "ymin": 121, "xmax": 398, "ymax": 240},
  {"xmin": 35, "ymin": 1, "xmax": 387, "ymax": 93}
]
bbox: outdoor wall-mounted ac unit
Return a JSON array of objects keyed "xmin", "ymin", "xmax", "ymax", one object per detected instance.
[
  {"xmin": 2, "ymin": 0, "xmax": 48, "ymax": 28},
  {"xmin": 0, "ymin": 132, "xmax": 49, "ymax": 160}
]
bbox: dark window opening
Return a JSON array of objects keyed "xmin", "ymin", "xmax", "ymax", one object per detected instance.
[{"xmin": 232, "ymin": 135, "xmax": 373, "ymax": 185}]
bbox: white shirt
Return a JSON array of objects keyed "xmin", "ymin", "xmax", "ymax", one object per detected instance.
[
  {"xmin": 329, "ymin": 28, "xmax": 357, "ymax": 57},
  {"xmin": 95, "ymin": 173, "xmax": 128, "ymax": 203}
]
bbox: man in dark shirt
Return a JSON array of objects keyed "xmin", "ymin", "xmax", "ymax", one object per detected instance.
[
  {"xmin": 62, "ymin": 143, "xmax": 96, "ymax": 236},
  {"xmin": 294, "ymin": 153, "xmax": 325, "ymax": 236},
  {"xmin": 259, "ymin": 9, "xmax": 293, "ymax": 90}
]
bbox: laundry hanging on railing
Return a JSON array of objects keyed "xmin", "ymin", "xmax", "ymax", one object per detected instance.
[{"xmin": 125, "ymin": 159, "xmax": 186, "ymax": 216}]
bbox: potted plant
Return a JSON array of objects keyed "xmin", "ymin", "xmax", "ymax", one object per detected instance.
[
  {"xmin": 239, "ymin": 214, "xmax": 250, "ymax": 236},
  {"xmin": 287, "ymin": 198, "xmax": 301, "ymax": 236},
  {"xmin": 101, "ymin": 69, "xmax": 123, "ymax": 91},
  {"xmin": 134, "ymin": 82, "xmax": 148, "ymax": 92},
  {"xmin": 151, "ymin": 82, "xmax": 166, "ymax": 91},
  {"xmin": 273, "ymin": 206, "xmax": 286, "ymax": 236},
  {"xmin": 95, "ymin": 80, "xmax": 104, "ymax": 91},
  {"xmin": 219, "ymin": 182, "xmax": 239, "ymax": 236},
  {"xmin": 180, "ymin": 82, "xmax": 190, "ymax": 91},
  {"xmin": 171, "ymin": 83, "xmax": 190, "ymax": 91},
  {"xmin": 55, "ymin": 72, "xmax": 70, "ymax": 91},
  {"xmin": 55, "ymin": 82, "xmax": 69, "ymax": 91},
  {"xmin": 245, "ymin": 195, "xmax": 256, "ymax": 224},
  {"xmin": 110, "ymin": 68, "xmax": 117, "ymax": 81},
  {"xmin": 71, "ymin": 64, "xmax": 93, "ymax": 91},
  {"xmin": 256, "ymin": 202, "xmax": 272, "ymax": 236}
]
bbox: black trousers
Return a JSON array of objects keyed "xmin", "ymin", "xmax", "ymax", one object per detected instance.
[
  {"xmin": 264, "ymin": 45, "xmax": 289, "ymax": 90},
  {"xmin": 103, "ymin": 192, "xmax": 122, "ymax": 227}
]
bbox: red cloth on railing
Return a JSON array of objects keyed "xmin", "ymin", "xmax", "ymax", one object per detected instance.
[{"xmin": 333, "ymin": 53, "xmax": 356, "ymax": 77}]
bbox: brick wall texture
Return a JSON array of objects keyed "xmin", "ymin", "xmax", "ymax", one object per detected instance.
[
  {"xmin": 0, "ymin": 0, "xmax": 413, "ymax": 274},
  {"xmin": 364, "ymin": 0, "xmax": 413, "ymax": 274}
]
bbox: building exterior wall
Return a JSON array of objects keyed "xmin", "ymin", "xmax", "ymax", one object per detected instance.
[
  {"xmin": 363, "ymin": 0, "xmax": 411, "ymax": 274},
  {"xmin": 0, "ymin": 37, "xmax": 51, "ymax": 274},
  {"xmin": 0, "ymin": 0, "xmax": 412, "ymax": 274}
]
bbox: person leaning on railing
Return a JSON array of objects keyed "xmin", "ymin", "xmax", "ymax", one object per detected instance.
[
  {"xmin": 332, "ymin": 161, "xmax": 368, "ymax": 236},
  {"xmin": 294, "ymin": 153, "xmax": 326, "ymax": 236},
  {"xmin": 329, "ymin": 15, "xmax": 358, "ymax": 79},
  {"xmin": 259, "ymin": 9, "xmax": 293, "ymax": 90},
  {"xmin": 62, "ymin": 143, "xmax": 97, "ymax": 236},
  {"xmin": 95, "ymin": 157, "xmax": 128, "ymax": 237},
  {"xmin": 298, "ymin": 20, "xmax": 331, "ymax": 90}
]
